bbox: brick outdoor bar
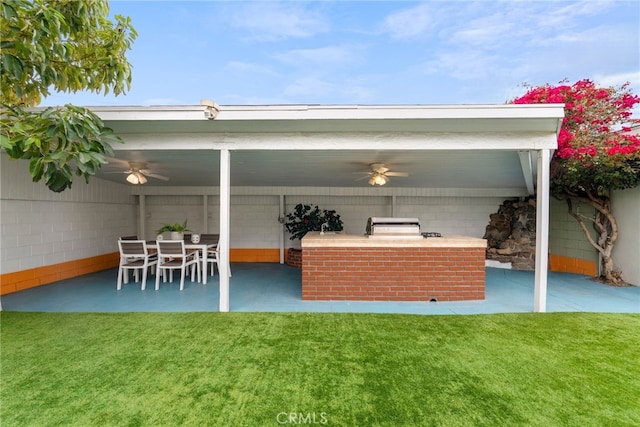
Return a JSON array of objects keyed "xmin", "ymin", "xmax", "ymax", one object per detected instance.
[{"xmin": 301, "ymin": 232, "xmax": 487, "ymax": 301}]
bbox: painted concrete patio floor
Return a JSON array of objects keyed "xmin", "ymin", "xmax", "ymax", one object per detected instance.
[{"xmin": 1, "ymin": 264, "xmax": 638, "ymax": 314}]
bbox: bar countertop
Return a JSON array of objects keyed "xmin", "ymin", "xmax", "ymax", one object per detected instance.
[{"xmin": 301, "ymin": 232, "xmax": 486, "ymax": 248}]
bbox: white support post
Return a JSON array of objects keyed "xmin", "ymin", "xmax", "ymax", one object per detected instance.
[
  {"xmin": 139, "ymin": 195, "xmax": 146, "ymax": 240},
  {"xmin": 534, "ymin": 149, "xmax": 551, "ymax": 312},
  {"xmin": 219, "ymin": 149, "xmax": 231, "ymax": 312},
  {"xmin": 203, "ymin": 194, "xmax": 208, "ymax": 233},
  {"xmin": 279, "ymin": 194, "xmax": 285, "ymax": 264}
]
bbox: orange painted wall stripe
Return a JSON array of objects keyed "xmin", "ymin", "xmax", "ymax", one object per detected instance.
[
  {"xmin": 230, "ymin": 248, "xmax": 280, "ymax": 262},
  {"xmin": 1, "ymin": 253, "xmax": 120, "ymax": 295},
  {"xmin": 549, "ymin": 253, "xmax": 597, "ymax": 276},
  {"xmin": 0, "ymin": 249, "xmax": 282, "ymax": 295}
]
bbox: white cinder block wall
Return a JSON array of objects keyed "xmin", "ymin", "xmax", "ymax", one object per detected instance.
[
  {"xmin": 232, "ymin": 196, "xmax": 281, "ymax": 249},
  {"xmin": 396, "ymin": 196, "xmax": 504, "ymax": 237},
  {"xmin": 141, "ymin": 191, "xmax": 505, "ymax": 250},
  {"xmin": 146, "ymin": 195, "xmax": 206, "ymax": 239},
  {"xmin": 549, "ymin": 189, "xmax": 640, "ymax": 286},
  {"xmin": 611, "ymin": 186, "xmax": 640, "ymax": 286},
  {"xmin": 1, "ymin": 154, "xmax": 137, "ymax": 274},
  {"xmin": 549, "ymin": 198, "xmax": 598, "ymax": 265},
  {"xmin": 1, "ymin": 152, "xmax": 529, "ymax": 276}
]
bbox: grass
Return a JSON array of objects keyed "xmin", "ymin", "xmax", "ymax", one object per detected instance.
[{"xmin": 2, "ymin": 312, "xmax": 639, "ymax": 427}]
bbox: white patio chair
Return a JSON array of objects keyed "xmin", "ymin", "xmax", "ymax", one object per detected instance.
[
  {"xmin": 117, "ymin": 240, "xmax": 158, "ymax": 291},
  {"xmin": 207, "ymin": 242, "xmax": 232, "ymax": 277},
  {"xmin": 208, "ymin": 242, "xmax": 220, "ymax": 276},
  {"xmin": 155, "ymin": 240, "xmax": 201, "ymax": 291}
]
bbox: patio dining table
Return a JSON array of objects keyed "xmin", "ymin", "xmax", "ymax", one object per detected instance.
[{"xmin": 147, "ymin": 240, "xmax": 217, "ymax": 285}]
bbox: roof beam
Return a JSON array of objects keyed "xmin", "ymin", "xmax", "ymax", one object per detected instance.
[{"xmin": 518, "ymin": 150, "xmax": 535, "ymax": 195}]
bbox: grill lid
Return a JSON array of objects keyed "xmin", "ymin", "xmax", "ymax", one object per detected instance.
[{"xmin": 366, "ymin": 217, "xmax": 421, "ymax": 236}]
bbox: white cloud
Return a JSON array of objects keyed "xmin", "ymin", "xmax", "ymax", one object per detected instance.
[
  {"xmin": 284, "ymin": 77, "xmax": 334, "ymax": 98},
  {"xmin": 282, "ymin": 77, "xmax": 375, "ymax": 104},
  {"xmin": 449, "ymin": 23, "xmax": 514, "ymax": 46},
  {"xmin": 226, "ymin": 61, "xmax": 276, "ymax": 75},
  {"xmin": 342, "ymin": 85, "xmax": 375, "ymax": 104},
  {"xmin": 381, "ymin": 3, "xmax": 434, "ymax": 39},
  {"xmin": 531, "ymin": 24, "xmax": 624, "ymax": 47},
  {"xmin": 421, "ymin": 50, "xmax": 501, "ymax": 81},
  {"xmin": 274, "ymin": 45, "xmax": 361, "ymax": 65},
  {"xmin": 533, "ymin": 0, "xmax": 612, "ymax": 30},
  {"xmin": 230, "ymin": 2, "xmax": 329, "ymax": 41},
  {"xmin": 592, "ymin": 71, "xmax": 640, "ymax": 88}
]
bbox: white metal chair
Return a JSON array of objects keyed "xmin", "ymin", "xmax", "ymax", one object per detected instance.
[
  {"xmin": 117, "ymin": 240, "xmax": 157, "ymax": 290},
  {"xmin": 207, "ymin": 242, "xmax": 232, "ymax": 277},
  {"xmin": 208, "ymin": 243, "xmax": 220, "ymax": 276},
  {"xmin": 155, "ymin": 240, "xmax": 201, "ymax": 291}
]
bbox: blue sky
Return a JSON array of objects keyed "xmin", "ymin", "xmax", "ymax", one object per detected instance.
[{"xmin": 42, "ymin": 0, "xmax": 640, "ymax": 107}]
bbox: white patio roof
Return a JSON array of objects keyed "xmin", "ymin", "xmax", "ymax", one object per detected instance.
[{"xmin": 93, "ymin": 103, "xmax": 563, "ymax": 195}]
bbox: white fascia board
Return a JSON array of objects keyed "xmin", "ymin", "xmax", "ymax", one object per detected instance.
[
  {"xmin": 215, "ymin": 103, "xmax": 566, "ymax": 121},
  {"xmin": 116, "ymin": 131, "xmax": 559, "ymax": 151},
  {"xmin": 89, "ymin": 105, "xmax": 208, "ymax": 121},
  {"xmin": 86, "ymin": 103, "xmax": 564, "ymax": 122}
]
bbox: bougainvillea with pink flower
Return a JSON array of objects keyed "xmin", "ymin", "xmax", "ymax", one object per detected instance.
[{"xmin": 512, "ymin": 79, "xmax": 640, "ymax": 285}]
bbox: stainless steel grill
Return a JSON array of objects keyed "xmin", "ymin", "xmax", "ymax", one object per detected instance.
[{"xmin": 366, "ymin": 217, "xmax": 423, "ymax": 239}]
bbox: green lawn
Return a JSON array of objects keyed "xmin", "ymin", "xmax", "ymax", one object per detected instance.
[{"xmin": 2, "ymin": 312, "xmax": 639, "ymax": 426}]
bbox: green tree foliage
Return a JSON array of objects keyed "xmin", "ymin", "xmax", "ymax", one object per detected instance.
[
  {"xmin": 0, "ymin": 0, "xmax": 136, "ymax": 192},
  {"xmin": 285, "ymin": 204, "xmax": 344, "ymax": 240}
]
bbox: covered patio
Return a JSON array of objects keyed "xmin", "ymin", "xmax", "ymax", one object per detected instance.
[
  {"xmin": 90, "ymin": 103, "xmax": 565, "ymax": 312},
  {"xmin": 3, "ymin": 265, "xmax": 638, "ymax": 314}
]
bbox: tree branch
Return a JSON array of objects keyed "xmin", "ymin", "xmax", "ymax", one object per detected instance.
[{"xmin": 566, "ymin": 199, "xmax": 603, "ymax": 252}]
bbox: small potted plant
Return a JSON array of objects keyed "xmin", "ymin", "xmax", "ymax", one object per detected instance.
[
  {"xmin": 157, "ymin": 219, "xmax": 190, "ymax": 240},
  {"xmin": 285, "ymin": 204, "xmax": 344, "ymax": 241},
  {"xmin": 284, "ymin": 204, "xmax": 344, "ymax": 267}
]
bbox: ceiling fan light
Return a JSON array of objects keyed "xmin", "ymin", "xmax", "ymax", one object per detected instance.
[
  {"xmin": 136, "ymin": 172, "xmax": 148, "ymax": 184},
  {"xmin": 369, "ymin": 173, "xmax": 388, "ymax": 186},
  {"xmin": 126, "ymin": 173, "xmax": 139, "ymax": 184}
]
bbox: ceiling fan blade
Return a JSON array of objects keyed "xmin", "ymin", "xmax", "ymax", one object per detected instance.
[
  {"xmin": 106, "ymin": 157, "xmax": 134, "ymax": 167},
  {"xmin": 354, "ymin": 175, "xmax": 370, "ymax": 181},
  {"xmin": 385, "ymin": 172, "xmax": 409, "ymax": 177},
  {"xmin": 103, "ymin": 170, "xmax": 131, "ymax": 174},
  {"xmin": 142, "ymin": 172, "xmax": 170, "ymax": 181}
]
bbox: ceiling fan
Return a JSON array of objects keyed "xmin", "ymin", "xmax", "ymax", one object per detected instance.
[
  {"xmin": 111, "ymin": 161, "xmax": 169, "ymax": 185},
  {"xmin": 354, "ymin": 163, "xmax": 409, "ymax": 186}
]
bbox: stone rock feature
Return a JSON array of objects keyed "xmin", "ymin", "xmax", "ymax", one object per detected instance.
[{"xmin": 483, "ymin": 198, "xmax": 537, "ymax": 270}]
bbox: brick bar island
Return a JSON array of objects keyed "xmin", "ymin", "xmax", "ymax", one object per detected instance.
[{"xmin": 301, "ymin": 232, "xmax": 487, "ymax": 301}]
